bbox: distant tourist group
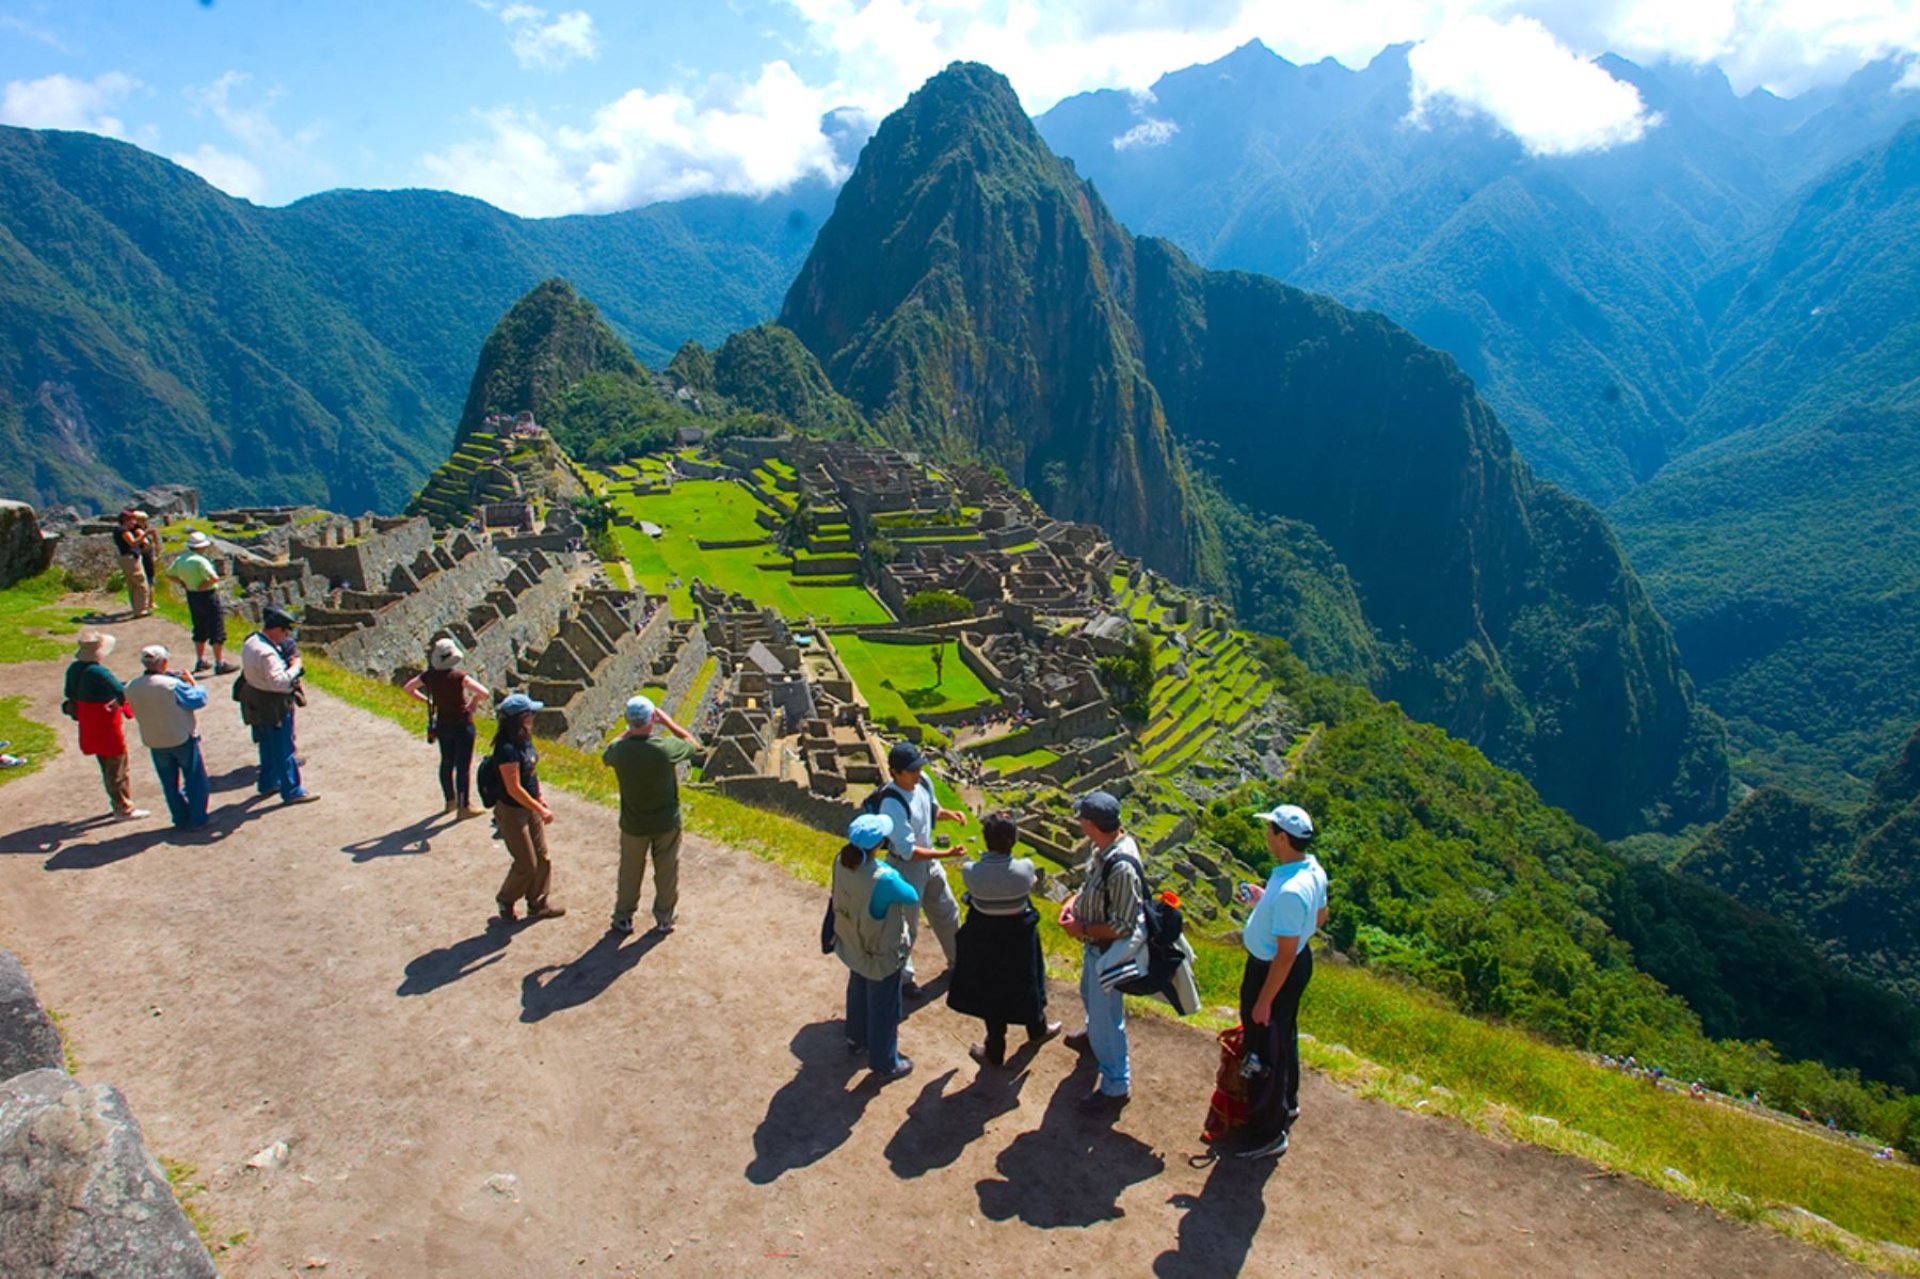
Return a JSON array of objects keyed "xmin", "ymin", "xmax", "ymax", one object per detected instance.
[{"xmin": 65, "ymin": 549, "xmax": 1330, "ymax": 1160}]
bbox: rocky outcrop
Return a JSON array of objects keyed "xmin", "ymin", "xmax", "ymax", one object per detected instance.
[
  {"xmin": 0, "ymin": 499, "xmax": 53, "ymax": 589},
  {"xmin": 0, "ymin": 1070, "xmax": 216, "ymax": 1279},
  {"xmin": 0, "ymin": 951, "xmax": 63, "ymax": 1079}
]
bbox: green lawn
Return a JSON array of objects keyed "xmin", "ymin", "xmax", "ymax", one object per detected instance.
[
  {"xmin": 606, "ymin": 480, "xmax": 889, "ymax": 623},
  {"xmin": 0, "ymin": 694, "xmax": 59, "ymax": 786},
  {"xmin": 831, "ymin": 635, "xmax": 998, "ymax": 727},
  {"xmin": 985, "ymin": 743, "xmax": 1060, "ymax": 773}
]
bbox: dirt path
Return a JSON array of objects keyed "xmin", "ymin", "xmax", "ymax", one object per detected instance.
[{"xmin": 0, "ymin": 612, "xmax": 1861, "ymax": 1278}]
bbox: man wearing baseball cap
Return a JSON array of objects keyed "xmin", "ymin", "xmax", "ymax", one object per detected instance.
[
  {"xmin": 602, "ymin": 694, "xmax": 702, "ymax": 935},
  {"xmin": 1059, "ymin": 789, "xmax": 1144, "ymax": 1114},
  {"xmin": 831, "ymin": 811, "xmax": 921, "ymax": 1080},
  {"xmin": 1235, "ymin": 803, "xmax": 1329, "ymax": 1159},
  {"xmin": 875, "ymin": 740, "xmax": 966, "ymax": 999},
  {"xmin": 123, "ymin": 645, "xmax": 211, "ymax": 830},
  {"xmin": 240, "ymin": 606, "xmax": 318, "ymax": 804},
  {"xmin": 167, "ymin": 530, "xmax": 236, "ymax": 675}
]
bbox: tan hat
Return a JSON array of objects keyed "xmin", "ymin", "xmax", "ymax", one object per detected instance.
[
  {"xmin": 184, "ymin": 530, "xmax": 213, "ymax": 550},
  {"xmin": 429, "ymin": 637, "xmax": 464, "ymax": 671},
  {"xmin": 75, "ymin": 631, "xmax": 116, "ymax": 662}
]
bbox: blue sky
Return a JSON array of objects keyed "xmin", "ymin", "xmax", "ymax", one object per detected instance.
[{"xmin": 3, "ymin": 0, "xmax": 1918, "ymax": 215}]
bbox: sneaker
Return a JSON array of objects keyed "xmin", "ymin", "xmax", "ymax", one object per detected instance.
[
  {"xmin": 192, "ymin": 660, "xmax": 212, "ymax": 674},
  {"xmin": 492, "ymin": 902, "xmax": 518, "ymax": 927},
  {"xmin": 1237, "ymin": 1131, "xmax": 1290, "ymax": 1160},
  {"xmin": 457, "ymin": 806, "xmax": 485, "ymax": 820},
  {"xmin": 525, "ymin": 902, "xmax": 566, "ymax": 921},
  {"xmin": 443, "ymin": 799, "xmax": 458, "ymax": 815},
  {"xmin": 649, "ymin": 920, "xmax": 676, "ymax": 936},
  {"xmin": 213, "ymin": 662, "xmax": 239, "ymax": 676},
  {"xmin": 609, "ymin": 915, "xmax": 634, "ymax": 935},
  {"xmin": 1028, "ymin": 1021, "xmax": 1064, "ymax": 1045},
  {"xmin": 1077, "ymin": 1089, "xmax": 1130, "ymax": 1115},
  {"xmin": 1064, "ymin": 1029, "xmax": 1092, "ymax": 1053},
  {"xmin": 0, "ymin": 754, "xmax": 25, "ymax": 769},
  {"xmin": 968, "ymin": 1044, "xmax": 1004, "ymax": 1069},
  {"xmin": 880, "ymin": 1056, "xmax": 914, "ymax": 1082},
  {"xmin": 283, "ymin": 792, "xmax": 322, "ymax": 805},
  {"xmin": 114, "ymin": 808, "xmax": 152, "ymax": 821}
]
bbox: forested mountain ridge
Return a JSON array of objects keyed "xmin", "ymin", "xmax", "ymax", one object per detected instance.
[
  {"xmin": 0, "ymin": 124, "xmax": 831, "ymax": 511},
  {"xmin": 781, "ymin": 61, "xmax": 1726, "ymax": 836}
]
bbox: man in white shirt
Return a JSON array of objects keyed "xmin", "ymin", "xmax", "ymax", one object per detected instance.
[
  {"xmin": 1236, "ymin": 803, "xmax": 1329, "ymax": 1160},
  {"xmin": 878, "ymin": 741, "xmax": 965, "ymax": 998},
  {"xmin": 240, "ymin": 607, "xmax": 319, "ymax": 805},
  {"xmin": 124, "ymin": 645, "xmax": 212, "ymax": 830}
]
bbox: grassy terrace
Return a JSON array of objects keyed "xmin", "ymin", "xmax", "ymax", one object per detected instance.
[
  {"xmin": 602, "ymin": 477, "xmax": 888, "ymax": 624},
  {"xmin": 984, "ymin": 743, "xmax": 1060, "ymax": 773},
  {"xmin": 1110, "ymin": 576, "xmax": 1275, "ymax": 773},
  {"xmin": 830, "ymin": 634, "xmax": 997, "ymax": 728}
]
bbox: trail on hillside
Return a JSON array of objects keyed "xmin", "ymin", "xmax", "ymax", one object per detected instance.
[{"xmin": 0, "ymin": 613, "xmax": 1860, "ymax": 1278}]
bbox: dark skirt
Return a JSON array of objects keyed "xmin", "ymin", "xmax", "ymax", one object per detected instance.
[{"xmin": 946, "ymin": 903, "xmax": 1047, "ymax": 1025}]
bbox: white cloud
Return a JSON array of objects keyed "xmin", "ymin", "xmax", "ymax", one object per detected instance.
[
  {"xmin": 1897, "ymin": 57, "xmax": 1920, "ymax": 92},
  {"xmin": 500, "ymin": 4, "xmax": 600, "ymax": 69},
  {"xmin": 420, "ymin": 60, "xmax": 847, "ymax": 216},
  {"xmin": 1113, "ymin": 117, "xmax": 1178, "ymax": 150},
  {"xmin": 1408, "ymin": 15, "xmax": 1658, "ymax": 155},
  {"xmin": 0, "ymin": 71, "xmax": 141, "ymax": 139},
  {"xmin": 171, "ymin": 143, "xmax": 266, "ymax": 201}
]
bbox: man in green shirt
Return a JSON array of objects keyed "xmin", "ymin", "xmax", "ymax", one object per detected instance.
[
  {"xmin": 602, "ymin": 695, "xmax": 701, "ymax": 935},
  {"xmin": 167, "ymin": 531, "xmax": 236, "ymax": 675}
]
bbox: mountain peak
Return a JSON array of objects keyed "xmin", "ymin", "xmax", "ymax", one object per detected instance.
[{"xmin": 455, "ymin": 277, "xmax": 644, "ymax": 443}]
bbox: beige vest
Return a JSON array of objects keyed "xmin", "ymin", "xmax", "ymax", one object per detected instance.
[{"xmin": 832, "ymin": 854, "xmax": 911, "ymax": 981}]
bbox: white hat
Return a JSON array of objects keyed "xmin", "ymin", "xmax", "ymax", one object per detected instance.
[
  {"xmin": 430, "ymin": 637, "xmax": 463, "ymax": 670},
  {"xmin": 184, "ymin": 530, "xmax": 213, "ymax": 550},
  {"xmin": 75, "ymin": 631, "xmax": 116, "ymax": 661},
  {"xmin": 139, "ymin": 644, "xmax": 169, "ymax": 671},
  {"xmin": 625, "ymin": 695, "xmax": 656, "ymax": 728},
  {"xmin": 1258, "ymin": 804, "xmax": 1315, "ymax": 841}
]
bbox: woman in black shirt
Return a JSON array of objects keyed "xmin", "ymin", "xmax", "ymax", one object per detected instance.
[{"xmin": 490, "ymin": 693, "xmax": 564, "ymax": 925}]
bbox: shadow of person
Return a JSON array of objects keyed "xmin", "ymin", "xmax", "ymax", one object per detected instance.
[
  {"xmin": 974, "ymin": 1060, "xmax": 1166, "ymax": 1227},
  {"xmin": 1152, "ymin": 1150, "xmax": 1279, "ymax": 1277},
  {"xmin": 745, "ymin": 1021, "xmax": 877, "ymax": 1185},
  {"xmin": 41, "ymin": 821, "xmax": 181, "ymax": 870},
  {"xmin": 898, "ymin": 970, "xmax": 950, "ymax": 1021},
  {"xmin": 0, "ymin": 815, "xmax": 116, "ymax": 856},
  {"xmin": 397, "ymin": 928, "xmax": 513, "ymax": 997},
  {"xmin": 204, "ymin": 764, "xmax": 258, "ymax": 795},
  {"xmin": 884, "ymin": 1066, "xmax": 1026, "ymax": 1179},
  {"xmin": 518, "ymin": 928, "xmax": 664, "ymax": 1023},
  {"xmin": 341, "ymin": 814, "xmax": 445, "ymax": 862}
]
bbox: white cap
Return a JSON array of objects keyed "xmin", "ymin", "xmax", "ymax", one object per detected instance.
[
  {"xmin": 1258, "ymin": 804, "xmax": 1315, "ymax": 841},
  {"xmin": 184, "ymin": 530, "xmax": 213, "ymax": 550},
  {"xmin": 139, "ymin": 644, "xmax": 169, "ymax": 671},
  {"xmin": 625, "ymin": 695, "xmax": 657, "ymax": 727}
]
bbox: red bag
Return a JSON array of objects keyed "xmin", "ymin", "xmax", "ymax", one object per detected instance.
[{"xmin": 1201, "ymin": 1025, "xmax": 1251, "ymax": 1145}]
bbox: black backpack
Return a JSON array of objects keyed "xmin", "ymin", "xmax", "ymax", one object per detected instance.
[
  {"xmin": 1105, "ymin": 848, "xmax": 1187, "ymax": 998},
  {"xmin": 475, "ymin": 754, "xmax": 502, "ymax": 807},
  {"xmin": 859, "ymin": 780, "xmax": 912, "ymax": 819}
]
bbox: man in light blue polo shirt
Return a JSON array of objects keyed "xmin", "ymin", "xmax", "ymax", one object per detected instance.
[{"xmin": 1236, "ymin": 803, "xmax": 1329, "ymax": 1160}]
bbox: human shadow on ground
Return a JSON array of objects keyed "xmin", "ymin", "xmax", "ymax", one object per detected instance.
[
  {"xmin": 884, "ymin": 1065, "xmax": 1027, "ymax": 1178},
  {"xmin": 205, "ymin": 764, "xmax": 257, "ymax": 795},
  {"xmin": 898, "ymin": 971, "xmax": 950, "ymax": 1021},
  {"xmin": 746, "ymin": 1020, "xmax": 880, "ymax": 1185},
  {"xmin": 341, "ymin": 813, "xmax": 446, "ymax": 862},
  {"xmin": 0, "ymin": 815, "xmax": 119, "ymax": 857},
  {"xmin": 1152, "ymin": 1148, "xmax": 1279, "ymax": 1277},
  {"xmin": 974, "ymin": 1057, "xmax": 1166, "ymax": 1227},
  {"xmin": 518, "ymin": 928, "xmax": 665, "ymax": 1023},
  {"xmin": 398, "ymin": 928, "xmax": 513, "ymax": 997}
]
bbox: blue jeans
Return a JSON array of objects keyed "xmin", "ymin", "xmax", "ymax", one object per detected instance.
[
  {"xmin": 255, "ymin": 713, "xmax": 304, "ymax": 800},
  {"xmin": 845, "ymin": 969, "xmax": 904, "ymax": 1074},
  {"xmin": 1081, "ymin": 945, "xmax": 1130, "ymax": 1096},
  {"xmin": 149, "ymin": 738, "xmax": 209, "ymax": 828}
]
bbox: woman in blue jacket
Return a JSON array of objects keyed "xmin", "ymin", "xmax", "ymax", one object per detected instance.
[{"xmin": 830, "ymin": 812, "xmax": 920, "ymax": 1080}]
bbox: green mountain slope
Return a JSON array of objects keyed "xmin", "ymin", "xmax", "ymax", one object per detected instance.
[
  {"xmin": 781, "ymin": 62, "xmax": 1725, "ymax": 836},
  {"xmin": 0, "ymin": 125, "xmax": 832, "ymax": 511}
]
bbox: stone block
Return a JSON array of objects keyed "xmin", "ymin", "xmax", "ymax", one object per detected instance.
[
  {"xmin": 0, "ymin": 501, "xmax": 53, "ymax": 590},
  {"xmin": 0, "ymin": 1069, "xmax": 216, "ymax": 1278},
  {"xmin": 0, "ymin": 951, "xmax": 63, "ymax": 1080}
]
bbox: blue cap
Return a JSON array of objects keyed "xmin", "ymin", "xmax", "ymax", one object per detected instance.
[
  {"xmin": 625, "ymin": 695, "xmax": 656, "ymax": 727},
  {"xmin": 498, "ymin": 692, "xmax": 544, "ymax": 717},
  {"xmin": 849, "ymin": 812, "xmax": 895, "ymax": 850},
  {"xmin": 1073, "ymin": 790, "xmax": 1122, "ymax": 832},
  {"xmin": 888, "ymin": 741, "xmax": 927, "ymax": 773}
]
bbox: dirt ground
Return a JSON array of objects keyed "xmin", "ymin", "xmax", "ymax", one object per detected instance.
[{"xmin": 0, "ymin": 611, "xmax": 1863, "ymax": 1277}]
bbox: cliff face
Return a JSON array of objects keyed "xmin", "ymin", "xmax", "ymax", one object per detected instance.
[
  {"xmin": 780, "ymin": 63, "xmax": 1200, "ymax": 578},
  {"xmin": 779, "ymin": 61, "xmax": 1726, "ymax": 835}
]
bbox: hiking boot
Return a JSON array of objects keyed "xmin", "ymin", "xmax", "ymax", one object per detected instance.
[
  {"xmin": 213, "ymin": 662, "xmax": 239, "ymax": 676},
  {"xmin": 1077, "ymin": 1089, "xmax": 1130, "ymax": 1115},
  {"xmin": 1237, "ymin": 1131, "xmax": 1289, "ymax": 1160},
  {"xmin": 1028, "ymin": 1021, "xmax": 1064, "ymax": 1045},
  {"xmin": 492, "ymin": 902, "xmax": 518, "ymax": 927},
  {"xmin": 443, "ymin": 799, "xmax": 458, "ymax": 815},
  {"xmin": 192, "ymin": 660, "xmax": 212, "ymax": 674},
  {"xmin": 649, "ymin": 920, "xmax": 676, "ymax": 936},
  {"xmin": 609, "ymin": 915, "xmax": 634, "ymax": 935},
  {"xmin": 968, "ymin": 1044, "xmax": 1004, "ymax": 1069},
  {"xmin": 525, "ymin": 901, "xmax": 566, "ymax": 922},
  {"xmin": 457, "ymin": 806, "xmax": 485, "ymax": 820},
  {"xmin": 1064, "ymin": 1029, "xmax": 1092, "ymax": 1053}
]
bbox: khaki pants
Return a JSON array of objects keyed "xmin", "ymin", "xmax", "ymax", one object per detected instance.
[
  {"xmin": 495, "ymin": 804, "xmax": 553, "ymax": 910},
  {"xmin": 119, "ymin": 557, "xmax": 151, "ymax": 616},
  {"xmin": 614, "ymin": 827, "xmax": 681, "ymax": 928},
  {"xmin": 96, "ymin": 753, "xmax": 133, "ymax": 815}
]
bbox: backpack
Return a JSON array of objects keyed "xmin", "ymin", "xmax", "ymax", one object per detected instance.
[
  {"xmin": 475, "ymin": 754, "xmax": 502, "ymax": 807},
  {"xmin": 859, "ymin": 780, "xmax": 911, "ymax": 819},
  {"xmin": 1201, "ymin": 1025, "xmax": 1252, "ymax": 1146},
  {"xmin": 1104, "ymin": 848, "xmax": 1189, "ymax": 1001}
]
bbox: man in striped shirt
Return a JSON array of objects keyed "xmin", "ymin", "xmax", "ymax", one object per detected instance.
[{"xmin": 1060, "ymin": 790, "xmax": 1144, "ymax": 1116}]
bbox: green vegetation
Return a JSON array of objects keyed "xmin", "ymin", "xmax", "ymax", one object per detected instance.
[
  {"xmin": 0, "ymin": 695, "xmax": 58, "ymax": 786},
  {"xmin": 709, "ymin": 324, "xmax": 864, "ymax": 436},
  {"xmin": 984, "ymin": 743, "xmax": 1059, "ymax": 773},
  {"xmin": 901, "ymin": 589, "xmax": 973, "ymax": 624},
  {"xmin": 0, "ymin": 569, "xmax": 76, "ymax": 663},
  {"xmin": 604, "ymin": 479, "xmax": 888, "ymax": 622},
  {"xmin": 830, "ymin": 634, "xmax": 996, "ymax": 727},
  {"xmin": 1093, "ymin": 629, "xmax": 1153, "ymax": 725}
]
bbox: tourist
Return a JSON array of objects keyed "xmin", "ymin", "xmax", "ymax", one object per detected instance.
[
  {"xmin": 948, "ymin": 809, "xmax": 1062, "ymax": 1068},
  {"xmin": 167, "ymin": 531, "xmax": 236, "ymax": 675},
  {"xmin": 601, "ymin": 694, "xmax": 701, "ymax": 935},
  {"xmin": 830, "ymin": 812, "xmax": 919, "ymax": 1080},
  {"xmin": 490, "ymin": 692, "xmax": 564, "ymax": 925},
  {"xmin": 403, "ymin": 637, "xmax": 488, "ymax": 817},
  {"xmin": 238, "ymin": 606, "xmax": 318, "ymax": 805},
  {"xmin": 1059, "ymin": 789, "xmax": 1144, "ymax": 1115},
  {"xmin": 112, "ymin": 509, "xmax": 153, "ymax": 618},
  {"xmin": 123, "ymin": 645, "xmax": 210, "ymax": 830},
  {"xmin": 1234, "ymin": 803, "xmax": 1329, "ymax": 1161},
  {"xmin": 62, "ymin": 631, "xmax": 146, "ymax": 820},
  {"xmin": 876, "ymin": 741, "xmax": 966, "ymax": 998}
]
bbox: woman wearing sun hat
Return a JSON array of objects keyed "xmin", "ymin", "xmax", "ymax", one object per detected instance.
[
  {"xmin": 404, "ymin": 637, "xmax": 489, "ymax": 817},
  {"xmin": 490, "ymin": 692, "xmax": 564, "ymax": 925},
  {"xmin": 63, "ymin": 631, "xmax": 147, "ymax": 820},
  {"xmin": 831, "ymin": 812, "xmax": 920, "ymax": 1080}
]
